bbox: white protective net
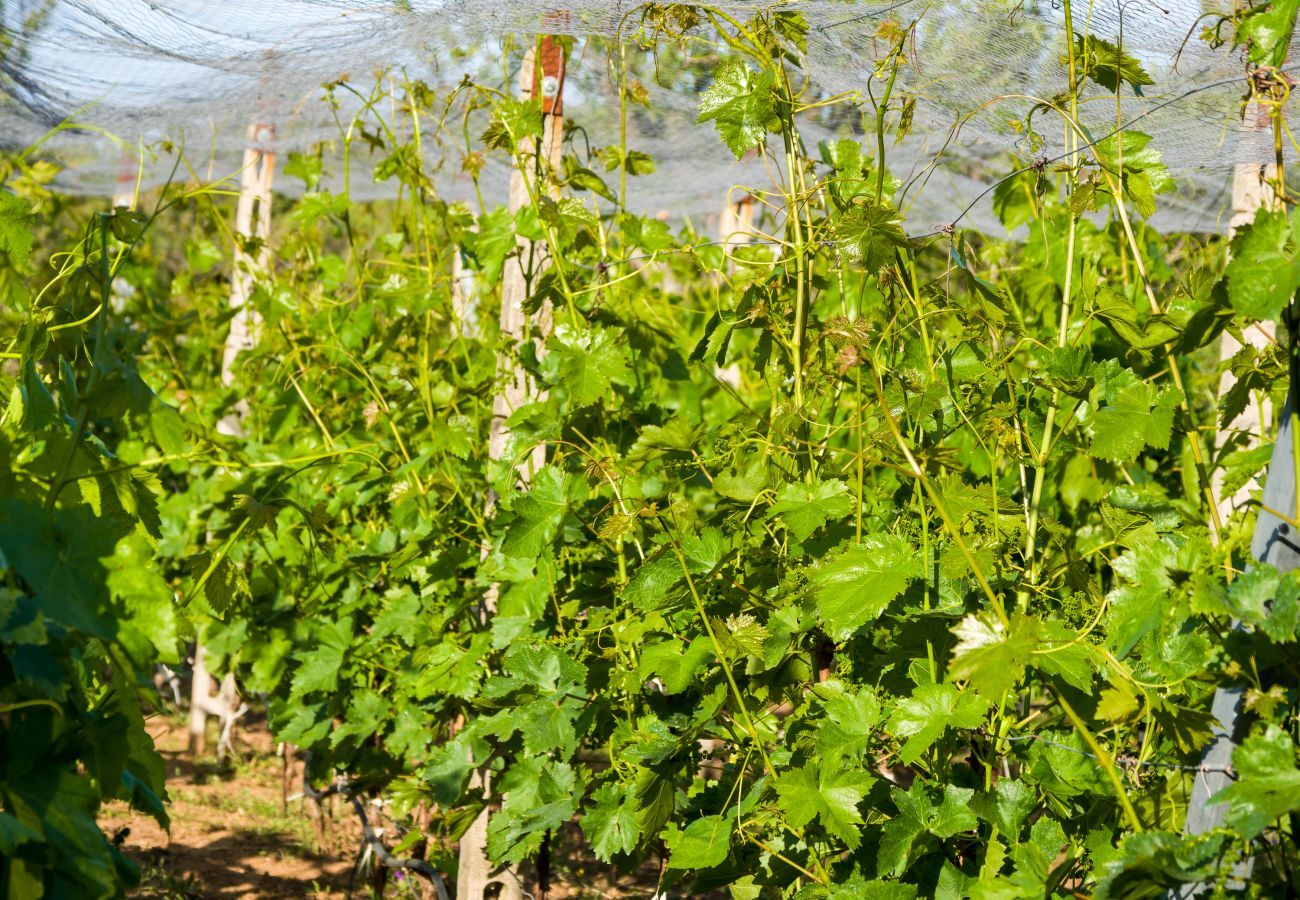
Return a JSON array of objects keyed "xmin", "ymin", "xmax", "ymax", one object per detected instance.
[{"xmin": 0, "ymin": 0, "xmax": 1286, "ymax": 234}]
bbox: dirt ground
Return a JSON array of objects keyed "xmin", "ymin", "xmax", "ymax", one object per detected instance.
[
  {"xmin": 101, "ymin": 714, "xmax": 361, "ymax": 899},
  {"xmin": 101, "ymin": 713, "xmax": 672, "ymax": 899}
]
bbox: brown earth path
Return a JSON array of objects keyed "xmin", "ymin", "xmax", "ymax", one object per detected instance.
[{"xmin": 101, "ymin": 714, "xmax": 359, "ymax": 899}]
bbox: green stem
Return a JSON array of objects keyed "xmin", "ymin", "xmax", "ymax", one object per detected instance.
[
  {"xmin": 666, "ymin": 526, "xmax": 775, "ymax": 778},
  {"xmin": 1051, "ymin": 686, "xmax": 1144, "ymax": 834}
]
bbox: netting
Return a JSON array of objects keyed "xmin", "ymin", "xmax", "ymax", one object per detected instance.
[{"xmin": 0, "ymin": 0, "xmax": 1286, "ymax": 233}]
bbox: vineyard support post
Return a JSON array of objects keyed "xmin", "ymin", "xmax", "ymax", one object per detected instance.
[
  {"xmin": 457, "ymin": 33, "xmax": 566, "ymax": 900},
  {"xmin": 190, "ymin": 121, "xmax": 275, "ymax": 758},
  {"xmin": 1182, "ymin": 141, "xmax": 1294, "ymax": 889}
]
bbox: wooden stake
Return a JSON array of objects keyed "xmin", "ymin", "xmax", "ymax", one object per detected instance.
[
  {"xmin": 217, "ymin": 121, "xmax": 276, "ymax": 435},
  {"xmin": 191, "ymin": 122, "xmax": 275, "ymax": 759},
  {"xmin": 1212, "ymin": 160, "xmax": 1280, "ymax": 526},
  {"xmin": 457, "ymin": 36, "xmax": 566, "ymax": 900},
  {"xmin": 1185, "ymin": 104, "xmax": 1285, "ymax": 876}
]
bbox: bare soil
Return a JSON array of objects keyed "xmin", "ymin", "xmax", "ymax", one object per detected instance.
[{"xmin": 102, "ymin": 713, "xmax": 363, "ymax": 899}]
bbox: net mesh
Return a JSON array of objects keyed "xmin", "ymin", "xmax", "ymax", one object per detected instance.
[{"xmin": 0, "ymin": 0, "xmax": 1286, "ymax": 233}]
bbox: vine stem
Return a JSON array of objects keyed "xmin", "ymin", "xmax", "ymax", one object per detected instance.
[
  {"xmin": 780, "ymin": 83, "xmax": 809, "ymax": 413},
  {"xmin": 46, "ymin": 213, "xmax": 113, "ymax": 514},
  {"xmin": 666, "ymin": 529, "xmax": 776, "ymax": 779},
  {"xmin": 1020, "ymin": 10, "xmax": 1081, "ymax": 609},
  {"xmin": 1050, "ymin": 686, "xmax": 1144, "ymax": 834},
  {"xmin": 871, "ymin": 369, "xmax": 1010, "ymax": 627},
  {"xmin": 0, "ymin": 698, "xmax": 63, "ymax": 715}
]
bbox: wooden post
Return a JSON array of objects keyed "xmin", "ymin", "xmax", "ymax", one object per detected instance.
[
  {"xmin": 1211, "ymin": 160, "xmax": 1280, "ymax": 526},
  {"xmin": 487, "ymin": 34, "xmax": 566, "ymax": 484},
  {"xmin": 217, "ymin": 121, "xmax": 276, "ymax": 436},
  {"xmin": 109, "ymin": 153, "xmax": 137, "ymax": 313},
  {"xmin": 190, "ymin": 121, "xmax": 274, "ymax": 759},
  {"xmin": 457, "ymin": 35, "xmax": 566, "ymax": 900},
  {"xmin": 1184, "ymin": 101, "xmax": 1285, "ymax": 876},
  {"xmin": 715, "ymin": 192, "xmax": 753, "ymax": 390},
  {"xmin": 451, "ymin": 245, "xmax": 478, "ymax": 337}
]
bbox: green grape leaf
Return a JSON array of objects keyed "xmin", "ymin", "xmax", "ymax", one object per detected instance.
[
  {"xmin": 468, "ymin": 205, "xmax": 516, "ymax": 284},
  {"xmin": 0, "ymin": 191, "xmax": 34, "ymax": 267},
  {"xmin": 992, "ymin": 170, "xmax": 1041, "ymax": 230},
  {"xmin": 487, "ymin": 759, "xmax": 580, "ymax": 864},
  {"xmin": 774, "ymin": 761, "xmax": 873, "ymax": 848},
  {"xmin": 1224, "ymin": 206, "xmax": 1300, "ymax": 321},
  {"xmin": 1210, "ymin": 725, "xmax": 1300, "ymax": 839},
  {"xmin": 888, "ymin": 683, "xmax": 989, "ymax": 764},
  {"xmin": 1074, "ymin": 33, "xmax": 1154, "ymax": 94},
  {"xmin": 767, "ymin": 478, "xmax": 853, "ymax": 542},
  {"xmin": 1236, "ymin": 0, "xmax": 1300, "ymax": 66},
  {"xmin": 1091, "ymin": 131, "xmax": 1173, "ymax": 218},
  {"xmin": 970, "ymin": 778, "xmax": 1037, "ymax": 840},
  {"xmin": 834, "ymin": 202, "xmax": 908, "ymax": 271},
  {"xmin": 582, "ymin": 783, "xmax": 641, "ymax": 861},
  {"xmin": 811, "ymin": 536, "xmax": 918, "ymax": 641},
  {"xmin": 664, "ymin": 814, "xmax": 732, "ymax": 869},
  {"xmin": 567, "ymin": 165, "xmax": 617, "ymax": 202},
  {"xmin": 638, "ymin": 636, "xmax": 715, "ymax": 694},
  {"xmin": 1089, "ymin": 380, "xmax": 1178, "ymax": 462},
  {"xmin": 1093, "ymin": 831, "xmax": 1227, "ymax": 899},
  {"xmin": 814, "ymin": 680, "xmax": 882, "ymax": 765},
  {"xmin": 499, "ymin": 467, "xmax": 581, "ymax": 560},
  {"xmin": 481, "ymin": 97, "xmax": 543, "ymax": 151},
  {"xmin": 696, "ymin": 62, "xmax": 777, "ymax": 159},
  {"xmin": 879, "ymin": 785, "xmax": 979, "ymax": 878},
  {"xmin": 622, "ymin": 551, "xmax": 685, "ymax": 611},
  {"xmin": 541, "ymin": 324, "xmax": 632, "ymax": 408},
  {"xmin": 948, "ymin": 612, "xmax": 1042, "ymax": 698},
  {"xmin": 290, "ymin": 619, "xmax": 352, "ymax": 696},
  {"xmin": 0, "ymin": 812, "xmax": 41, "ymax": 855}
]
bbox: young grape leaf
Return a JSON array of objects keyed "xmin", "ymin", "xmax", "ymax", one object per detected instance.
[{"xmin": 696, "ymin": 62, "xmax": 777, "ymax": 159}]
